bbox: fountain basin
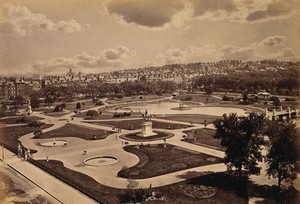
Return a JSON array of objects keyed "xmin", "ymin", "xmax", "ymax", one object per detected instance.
[
  {"xmin": 40, "ymin": 139, "xmax": 68, "ymax": 147},
  {"xmin": 84, "ymin": 155, "xmax": 119, "ymax": 166}
]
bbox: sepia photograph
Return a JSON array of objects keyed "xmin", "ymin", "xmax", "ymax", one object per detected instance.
[{"xmin": 0, "ymin": 0, "xmax": 299, "ymax": 203}]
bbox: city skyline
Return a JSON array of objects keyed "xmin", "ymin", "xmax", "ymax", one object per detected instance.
[{"xmin": 0, "ymin": 0, "xmax": 299, "ymax": 76}]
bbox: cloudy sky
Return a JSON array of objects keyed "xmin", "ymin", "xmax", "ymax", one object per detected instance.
[{"xmin": 0, "ymin": 0, "xmax": 299, "ymax": 76}]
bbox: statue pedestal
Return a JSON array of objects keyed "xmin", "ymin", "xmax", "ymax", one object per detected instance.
[{"xmin": 137, "ymin": 121, "xmax": 157, "ymax": 137}]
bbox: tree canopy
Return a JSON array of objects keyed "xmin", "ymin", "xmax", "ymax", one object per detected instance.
[
  {"xmin": 213, "ymin": 112, "xmax": 266, "ymax": 179},
  {"xmin": 265, "ymin": 121, "xmax": 299, "ymax": 189}
]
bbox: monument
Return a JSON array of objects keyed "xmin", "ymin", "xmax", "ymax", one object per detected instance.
[{"xmin": 137, "ymin": 110, "xmax": 157, "ymax": 137}]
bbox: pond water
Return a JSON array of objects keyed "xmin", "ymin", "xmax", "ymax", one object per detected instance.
[{"xmin": 113, "ymin": 102, "xmax": 247, "ymax": 116}]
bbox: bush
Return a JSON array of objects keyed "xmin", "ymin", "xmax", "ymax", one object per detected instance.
[
  {"xmin": 222, "ymin": 95, "xmax": 233, "ymax": 101},
  {"xmin": 86, "ymin": 110, "xmax": 99, "ymax": 118},
  {"xmin": 182, "ymin": 96, "xmax": 192, "ymax": 101},
  {"xmin": 115, "ymin": 94, "xmax": 123, "ymax": 99},
  {"xmin": 54, "ymin": 105, "xmax": 63, "ymax": 112},
  {"xmin": 16, "ymin": 116, "xmax": 29, "ymax": 123},
  {"xmin": 95, "ymin": 101, "xmax": 104, "ymax": 106},
  {"xmin": 76, "ymin": 102, "xmax": 81, "ymax": 109},
  {"xmin": 28, "ymin": 120, "xmax": 45, "ymax": 127}
]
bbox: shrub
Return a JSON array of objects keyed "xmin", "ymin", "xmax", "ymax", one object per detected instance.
[
  {"xmin": 16, "ymin": 116, "xmax": 29, "ymax": 123},
  {"xmin": 86, "ymin": 110, "xmax": 99, "ymax": 118},
  {"xmin": 28, "ymin": 120, "xmax": 45, "ymax": 127},
  {"xmin": 76, "ymin": 102, "xmax": 81, "ymax": 109}
]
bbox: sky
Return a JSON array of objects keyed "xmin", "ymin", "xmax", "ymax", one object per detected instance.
[{"xmin": 0, "ymin": 0, "xmax": 299, "ymax": 76}]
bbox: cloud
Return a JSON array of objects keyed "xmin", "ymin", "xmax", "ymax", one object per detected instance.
[
  {"xmin": 105, "ymin": 0, "xmax": 299, "ymax": 29},
  {"xmin": 31, "ymin": 46, "xmax": 135, "ymax": 74},
  {"xmin": 246, "ymin": 0, "xmax": 299, "ymax": 22},
  {"xmin": 106, "ymin": 0, "xmax": 185, "ymax": 29},
  {"xmin": 259, "ymin": 35, "xmax": 285, "ymax": 47},
  {"xmin": 156, "ymin": 35, "xmax": 298, "ymax": 63},
  {"xmin": 221, "ymin": 45, "xmax": 255, "ymax": 60},
  {"xmin": 104, "ymin": 46, "xmax": 133, "ymax": 60},
  {"xmin": 0, "ymin": 3, "xmax": 83, "ymax": 36},
  {"xmin": 191, "ymin": 0, "xmax": 236, "ymax": 18}
]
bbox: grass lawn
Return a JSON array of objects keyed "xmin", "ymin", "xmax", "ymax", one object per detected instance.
[
  {"xmin": 106, "ymin": 94, "xmax": 169, "ymax": 104},
  {"xmin": 161, "ymin": 114, "xmax": 221, "ymax": 124},
  {"xmin": 0, "ymin": 116, "xmax": 44, "ymax": 124},
  {"xmin": 36, "ymin": 123, "xmax": 113, "ymax": 140},
  {"xmin": 176, "ymin": 93, "xmax": 223, "ymax": 104},
  {"xmin": 118, "ymin": 144, "xmax": 223, "ymax": 179},
  {"xmin": 247, "ymin": 182, "xmax": 300, "ymax": 204},
  {"xmin": 155, "ymin": 172, "xmax": 248, "ymax": 204},
  {"xmin": 120, "ymin": 131, "xmax": 174, "ymax": 142},
  {"xmin": 43, "ymin": 110, "xmax": 70, "ymax": 117},
  {"xmin": 85, "ymin": 119, "xmax": 192, "ymax": 130},
  {"xmin": 183, "ymin": 128, "xmax": 225, "ymax": 151},
  {"xmin": 75, "ymin": 111, "xmax": 141, "ymax": 120},
  {"xmin": 64, "ymin": 100, "xmax": 101, "ymax": 112},
  {"xmin": 31, "ymin": 159, "xmax": 122, "ymax": 204},
  {"xmin": 0, "ymin": 124, "xmax": 53, "ymax": 153}
]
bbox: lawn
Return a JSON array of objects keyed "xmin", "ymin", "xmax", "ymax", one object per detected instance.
[
  {"xmin": 120, "ymin": 131, "xmax": 174, "ymax": 142},
  {"xmin": 183, "ymin": 128, "xmax": 225, "ymax": 150},
  {"xmin": 0, "ymin": 124, "xmax": 53, "ymax": 153},
  {"xmin": 64, "ymin": 100, "xmax": 102, "ymax": 112},
  {"xmin": 36, "ymin": 123, "xmax": 113, "ymax": 140},
  {"xmin": 118, "ymin": 144, "xmax": 223, "ymax": 179},
  {"xmin": 0, "ymin": 116, "xmax": 44, "ymax": 124},
  {"xmin": 154, "ymin": 172, "xmax": 248, "ymax": 204},
  {"xmin": 161, "ymin": 114, "xmax": 221, "ymax": 124},
  {"xmin": 31, "ymin": 159, "xmax": 122, "ymax": 204},
  {"xmin": 105, "ymin": 94, "xmax": 169, "ymax": 104},
  {"xmin": 43, "ymin": 110, "xmax": 70, "ymax": 117},
  {"xmin": 176, "ymin": 93, "xmax": 223, "ymax": 104},
  {"xmin": 85, "ymin": 119, "xmax": 192, "ymax": 130}
]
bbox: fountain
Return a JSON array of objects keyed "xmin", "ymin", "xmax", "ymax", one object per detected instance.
[
  {"xmin": 84, "ymin": 155, "xmax": 119, "ymax": 166},
  {"xmin": 170, "ymin": 102, "xmax": 192, "ymax": 110},
  {"xmin": 40, "ymin": 139, "xmax": 68, "ymax": 147}
]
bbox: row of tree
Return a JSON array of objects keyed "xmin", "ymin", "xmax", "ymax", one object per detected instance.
[
  {"xmin": 192, "ymin": 69, "xmax": 298, "ymax": 95},
  {"xmin": 214, "ymin": 113, "xmax": 299, "ymax": 189},
  {"xmin": 40, "ymin": 80, "xmax": 178, "ymax": 101}
]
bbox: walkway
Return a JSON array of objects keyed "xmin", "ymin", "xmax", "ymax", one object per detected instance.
[{"xmin": 1, "ymin": 149, "xmax": 96, "ymax": 204}]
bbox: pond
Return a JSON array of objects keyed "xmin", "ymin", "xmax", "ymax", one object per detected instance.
[{"xmin": 112, "ymin": 102, "xmax": 247, "ymax": 116}]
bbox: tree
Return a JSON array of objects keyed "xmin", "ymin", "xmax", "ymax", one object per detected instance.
[
  {"xmin": 0, "ymin": 104, "xmax": 7, "ymax": 117},
  {"xmin": 86, "ymin": 110, "xmax": 99, "ymax": 118},
  {"xmin": 243, "ymin": 92, "xmax": 248, "ymax": 103},
  {"xmin": 44, "ymin": 96, "xmax": 54, "ymax": 107},
  {"xmin": 76, "ymin": 102, "xmax": 81, "ymax": 109},
  {"xmin": 273, "ymin": 97, "xmax": 281, "ymax": 108},
  {"xmin": 204, "ymin": 86, "xmax": 213, "ymax": 96},
  {"xmin": 265, "ymin": 121, "xmax": 299, "ymax": 189},
  {"xmin": 213, "ymin": 112, "xmax": 265, "ymax": 180},
  {"xmin": 30, "ymin": 96, "xmax": 40, "ymax": 109},
  {"xmin": 14, "ymin": 95, "xmax": 25, "ymax": 107}
]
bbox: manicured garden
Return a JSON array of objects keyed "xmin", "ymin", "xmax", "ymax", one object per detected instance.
[
  {"xmin": 120, "ymin": 131, "xmax": 174, "ymax": 142},
  {"xmin": 161, "ymin": 114, "xmax": 220, "ymax": 124},
  {"xmin": 0, "ymin": 116, "xmax": 44, "ymax": 124},
  {"xmin": 175, "ymin": 93, "xmax": 223, "ymax": 104},
  {"xmin": 183, "ymin": 128, "xmax": 225, "ymax": 150},
  {"xmin": 118, "ymin": 144, "xmax": 223, "ymax": 179},
  {"xmin": 155, "ymin": 172, "xmax": 248, "ymax": 204},
  {"xmin": 30, "ymin": 159, "xmax": 122, "ymax": 204},
  {"xmin": 0, "ymin": 124, "xmax": 53, "ymax": 153},
  {"xmin": 36, "ymin": 123, "xmax": 113, "ymax": 140},
  {"xmin": 85, "ymin": 119, "xmax": 192, "ymax": 130}
]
